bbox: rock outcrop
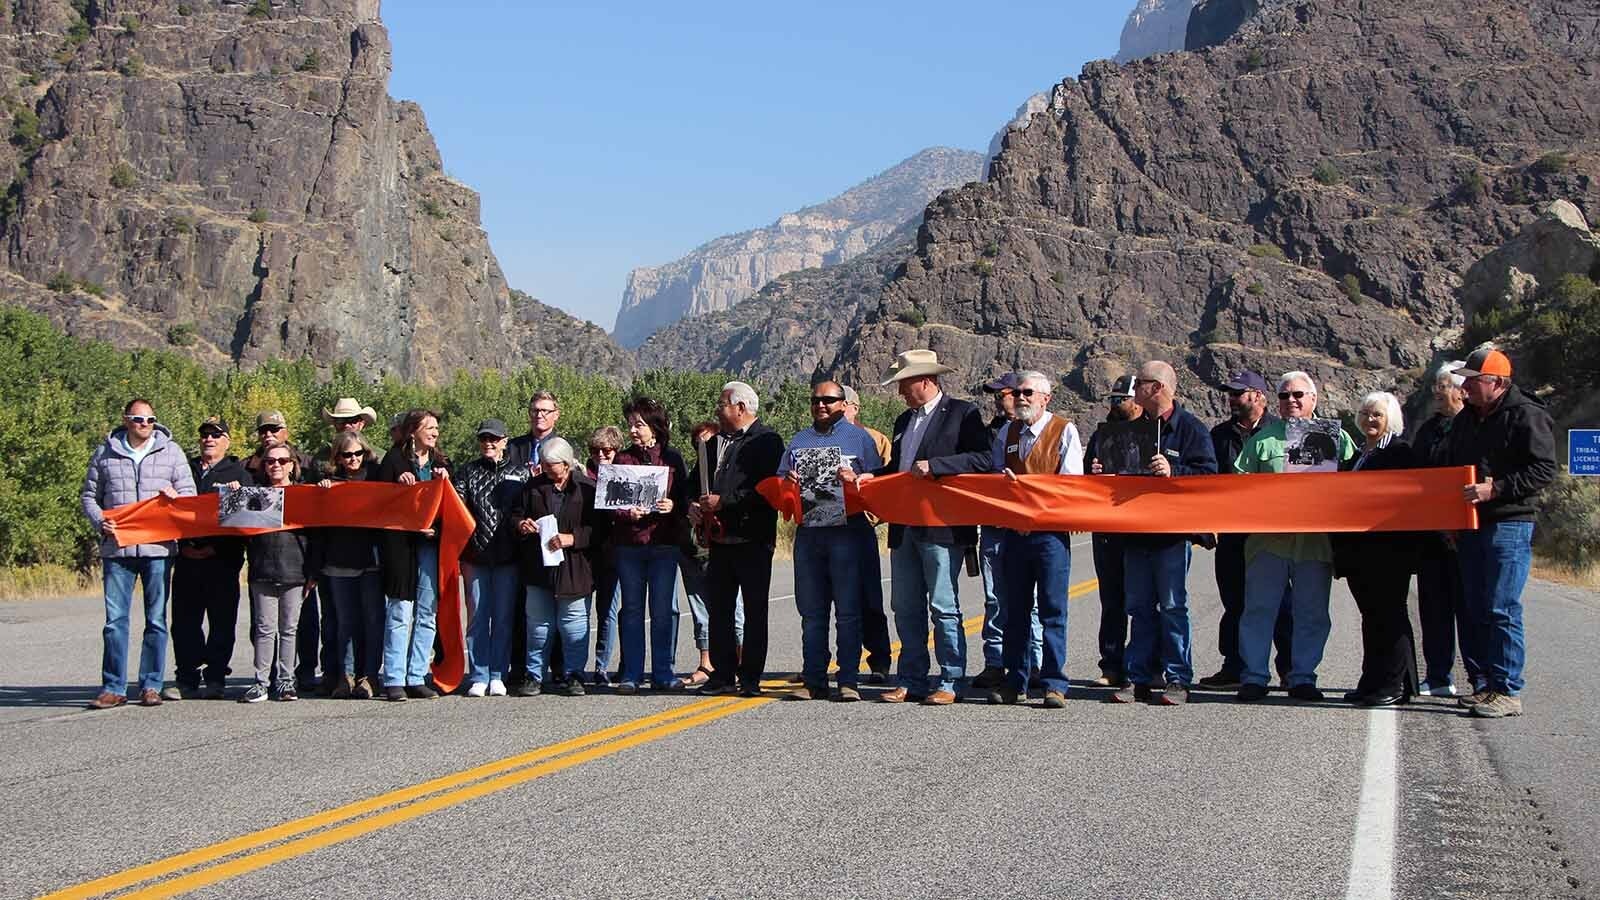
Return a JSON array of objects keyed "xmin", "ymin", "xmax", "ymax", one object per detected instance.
[
  {"xmin": 612, "ymin": 147, "xmax": 984, "ymax": 348},
  {"xmin": 1117, "ymin": 0, "xmax": 1200, "ymax": 63},
  {"xmin": 0, "ymin": 0, "xmax": 627, "ymax": 382},
  {"xmin": 831, "ymin": 0, "xmax": 1600, "ymax": 421},
  {"xmin": 1460, "ymin": 200, "xmax": 1600, "ymax": 323}
]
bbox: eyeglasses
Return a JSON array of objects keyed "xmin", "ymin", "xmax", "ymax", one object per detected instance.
[
  {"xmin": 1278, "ymin": 391, "xmax": 1308, "ymax": 400},
  {"xmin": 124, "ymin": 415, "xmax": 157, "ymax": 425},
  {"xmin": 264, "ymin": 457, "xmax": 293, "ymax": 466},
  {"xmin": 337, "ymin": 451, "xmax": 364, "ymax": 459},
  {"xmin": 477, "ymin": 434, "xmax": 505, "ymax": 442},
  {"xmin": 199, "ymin": 430, "xmax": 225, "ymax": 439},
  {"xmin": 257, "ymin": 425, "xmax": 283, "ymax": 434},
  {"xmin": 1017, "ymin": 388, "xmax": 1043, "ymax": 398},
  {"xmin": 530, "ymin": 408, "xmax": 558, "ymax": 417},
  {"xmin": 810, "ymin": 396, "xmax": 843, "ymax": 405}
]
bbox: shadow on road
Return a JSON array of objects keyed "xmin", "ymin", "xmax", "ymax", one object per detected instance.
[{"xmin": 0, "ymin": 684, "xmax": 98, "ymax": 708}]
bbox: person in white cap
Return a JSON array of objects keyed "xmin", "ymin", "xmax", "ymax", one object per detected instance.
[{"xmin": 846, "ymin": 350, "xmax": 992, "ymax": 705}]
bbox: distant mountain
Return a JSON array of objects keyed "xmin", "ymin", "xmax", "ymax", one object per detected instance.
[
  {"xmin": 612, "ymin": 147, "xmax": 984, "ymax": 348},
  {"xmin": 1117, "ymin": 0, "xmax": 1201, "ymax": 62}
]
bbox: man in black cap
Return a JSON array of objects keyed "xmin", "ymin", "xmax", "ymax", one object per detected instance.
[
  {"xmin": 1082, "ymin": 375, "xmax": 1141, "ymax": 687},
  {"xmin": 163, "ymin": 416, "xmax": 252, "ymax": 700},
  {"xmin": 1199, "ymin": 370, "xmax": 1293, "ymax": 690},
  {"xmin": 972, "ymin": 372, "xmax": 1034, "ymax": 689}
]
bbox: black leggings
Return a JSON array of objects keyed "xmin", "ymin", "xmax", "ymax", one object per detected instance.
[{"xmin": 1347, "ymin": 569, "xmax": 1418, "ymax": 697}]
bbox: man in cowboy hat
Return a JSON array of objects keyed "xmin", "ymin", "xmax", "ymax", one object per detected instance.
[
  {"xmin": 846, "ymin": 349, "xmax": 992, "ymax": 705},
  {"xmin": 321, "ymin": 398, "xmax": 378, "ymax": 432}
]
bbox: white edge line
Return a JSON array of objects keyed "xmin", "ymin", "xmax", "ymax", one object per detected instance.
[{"xmin": 1344, "ymin": 707, "xmax": 1398, "ymax": 900}]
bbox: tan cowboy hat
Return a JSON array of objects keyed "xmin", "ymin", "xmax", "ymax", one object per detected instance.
[
  {"xmin": 321, "ymin": 397, "xmax": 378, "ymax": 426},
  {"xmin": 880, "ymin": 349, "xmax": 955, "ymax": 385}
]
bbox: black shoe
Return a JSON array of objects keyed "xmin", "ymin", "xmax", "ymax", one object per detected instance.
[
  {"xmin": 1287, "ymin": 684, "xmax": 1324, "ymax": 702},
  {"xmin": 1343, "ymin": 690, "xmax": 1368, "ymax": 704},
  {"xmin": 1197, "ymin": 670, "xmax": 1242, "ymax": 690},
  {"xmin": 515, "ymin": 681, "xmax": 542, "ymax": 697},
  {"xmin": 986, "ymin": 685, "xmax": 1019, "ymax": 705},
  {"xmin": 1027, "ymin": 673, "xmax": 1044, "ymax": 691},
  {"xmin": 405, "ymin": 684, "xmax": 438, "ymax": 699},
  {"xmin": 561, "ymin": 678, "xmax": 585, "ymax": 697},
  {"xmin": 738, "ymin": 683, "xmax": 762, "ymax": 698},
  {"xmin": 384, "ymin": 686, "xmax": 407, "ymax": 702},
  {"xmin": 867, "ymin": 667, "xmax": 891, "ymax": 685},
  {"xmin": 972, "ymin": 666, "xmax": 1006, "ymax": 689},
  {"xmin": 1236, "ymin": 683, "xmax": 1268, "ymax": 703},
  {"xmin": 1360, "ymin": 692, "xmax": 1409, "ymax": 707},
  {"xmin": 698, "ymin": 679, "xmax": 738, "ymax": 696}
]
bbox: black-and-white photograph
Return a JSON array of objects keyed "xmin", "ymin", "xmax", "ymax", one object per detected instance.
[
  {"xmin": 1094, "ymin": 419, "xmax": 1158, "ymax": 475},
  {"xmin": 217, "ymin": 485, "xmax": 285, "ymax": 529},
  {"xmin": 793, "ymin": 446, "xmax": 845, "ymax": 528},
  {"xmin": 1285, "ymin": 418, "xmax": 1345, "ymax": 472},
  {"xmin": 594, "ymin": 463, "xmax": 670, "ymax": 510}
]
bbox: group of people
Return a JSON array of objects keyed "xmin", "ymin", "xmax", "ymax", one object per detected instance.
[{"xmin": 80, "ymin": 344, "xmax": 1555, "ymax": 720}]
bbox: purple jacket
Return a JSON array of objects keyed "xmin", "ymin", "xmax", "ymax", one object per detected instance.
[{"xmin": 80, "ymin": 425, "xmax": 198, "ymax": 559}]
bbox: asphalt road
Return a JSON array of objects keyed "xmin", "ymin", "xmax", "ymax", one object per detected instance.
[{"xmin": 1, "ymin": 545, "xmax": 1594, "ymax": 899}]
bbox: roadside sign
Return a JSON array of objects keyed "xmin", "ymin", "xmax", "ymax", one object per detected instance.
[{"xmin": 1572, "ymin": 429, "xmax": 1600, "ymax": 476}]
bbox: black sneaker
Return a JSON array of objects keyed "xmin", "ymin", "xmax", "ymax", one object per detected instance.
[
  {"xmin": 1110, "ymin": 684, "xmax": 1152, "ymax": 704},
  {"xmin": 1197, "ymin": 670, "xmax": 1242, "ymax": 690},
  {"xmin": 561, "ymin": 678, "xmax": 585, "ymax": 697},
  {"xmin": 971, "ymin": 666, "xmax": 1006, "ymax": 689},
  {"xmin": 1287, "ymin": 684, "xmax": 1325, "ymax": 702},
  {"xmin": 384, "ymin": 685, "xmax": 407, "ymax": 702},
  {"xmin": 239, "ymin": 684, "xmax": 269, "ymax": 704},
  {"xmin": 405, "ymin": 684, "xmax": 438, "ymax": 700},
  {"xmin": 515, "ymin": 681, "xmax": 542, "ymax": 697},
  {"xmin": 699, "ymin": 679, "xmax": 738, "ymax": 696},
  {"xmin": 1236, "ymin": 683, "xmax": 1268, "ymax": 703},
  {"xmin": 738, "ymin": 683, "xmax": 762, "ymax": 698},
  {"xmin": 985, "ymin": 685, "xmax": 1020, "ymax": 705},
  {"xmin": 1159, "ymin": 683, "xmax": 1189, "ymax": 706}
]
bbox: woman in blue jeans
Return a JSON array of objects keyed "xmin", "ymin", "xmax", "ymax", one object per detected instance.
[
  {"xmin": 513, "ymin": 438, "xmax": 597, "ymax": 697},
  {"xmin": 455, "ymin": 419, "xmax": 527, "ymax": 698},
  {"xmin": 377, "ymin": 410, "xmax": 451, "ymax": 702},
  {"xmin": 584, "ymin": 427, "xmax": 624, "ymax": 684},
  {"xmin": 608, "ymin": 397, "xmax": 689, "ymax": 693},
  {"xmin": 311, "ymin": 432, "xmax": 385, "ymax": 699}
]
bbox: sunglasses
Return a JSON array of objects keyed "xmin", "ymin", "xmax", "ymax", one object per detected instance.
[
  {"xmin": 199, "ymin": 430, "xmax": 225, "ymax": 439},
  {"xmin": 477, "ymin": 434, "xmax": 505, "ymax": 442},
  {"xmin": 257, "ymin": 425, "xmax": 283, "ymax": 434},
  {"xmin": 1017, "ymin": 388, "xmax": 1043, "ymax": 398},
  {"xmin": 589, "ymin": 446, "xmax": 616, "ymax": 455},
  {"xmin": 337, "ymin": 451, "xmax": 365, "ymax": 459},
  {"xmin": 1278, "ymin": 391, "xmax": 1308, "ymax": 400},
  {"xmin": 810, "ymin": 396, "xmax": 844, "ymax": 405},
  {"xmin": 264, "ymin": 457, "xmax": 293, "ymax": 466},
  {"xmin": 125, "ymin": 415, "xmax": 157, "ymax": 425},
  {"xmin": 1226, "ymin": 389, "xmax": 1248, "ymax": 398}
]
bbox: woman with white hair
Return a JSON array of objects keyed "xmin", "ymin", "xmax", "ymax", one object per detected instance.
[
  {"xmin": 1411, "ymin": 360, "xmax": 1473, "ymax": 697},
  {"xmin": 1332, "ymin": 391, "xmax": 1421, "ymax": 706},
  {"xmin": 513, "ymin": 436, "xmax": 598, "ymax": 697}
]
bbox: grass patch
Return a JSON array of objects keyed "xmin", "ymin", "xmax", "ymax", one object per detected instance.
[
  {"xmin": 295, "ymin": 50, "xmax": 320, "ymax": 73},
  {"xmin": 248, "ymin": 208, "xmax": 268, "ymax": 224},
  {"xmin": 896, "ymin": 307, "xmax": 927, "ymax": 327},
  {"xmin": 1312, "ymin": 159, "xmax": 1344, "ymax": 186},
  {"xmin": 419, "ymin": 197, "xmax": 446, "ymax": 219},
  {"xmin": 1245, "ymin": 281, "xmax": 1265, "ymax": 295},
  {"xmin": 0, "ymin": 564, "xmax": 96, "ymax": 600},
  {"xmin": 166, "ymin": 322, "xmax": 196, "ymax": 346},
  {"xmin": 1341, "ymin": 273, "xmax": 1363, "ymax": 303},
  {"xmin": 972, "ymin": 259, "xmax": 994, "ymax": 276},
  {"xmin": 1247, "ymin": 243, "xmax": 1286, "ymax": 261},
  {"xmin": 109, "ymin": 162, "xmax": 137, "ymax": 189},
  {"xmin": 1530, "ymin": 151, "xmax": 1572, "ymax": 175},
  {"xmin": 246, "ymin": 0, "xmax": 271, "ymax": 20}
]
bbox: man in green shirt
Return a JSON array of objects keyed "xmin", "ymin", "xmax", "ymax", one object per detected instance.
[{"xmin": 1233, "ymin": 371, "xmax": 1355, "ymax": 703}]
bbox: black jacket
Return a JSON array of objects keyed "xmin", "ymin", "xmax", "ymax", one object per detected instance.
[
  {"xmin": 248, "ymin": 528, "xmax": 312, "ymax": 585},
  {"xmin": 1332, "ymin": 438, "xmax": 1421, "ymax": 578},
  {"xmin": 1122, "ymin": 403, "xmax": 1219, "ymax": 548},
  {"xmin": 514, "ymin": 475, "xmax": 597, "ymax": 598},
  {"xmin": 872, "ymin": 394, "xmax": 993, "ymax": 549},
  {"xmin": 376, "ymin": 445, "xmax": 452, "ymax": 602},
  {"xmin": 182, "ymin": 454, "xmax": 253, "ymax": 564},
  {"xmin": 455, "ymin": 454, "xmax": 528, "ymax": 565},
  {"xmin": 685, "ymin": 420, "xmax": 785, "ymax": 547},
  {"xmin": 307, "ymin": 463, "xmax": 383, "ymax": 575},
  {"xmin": 1412, "ymin": 411, "xmax": 1456, "ymax": 468},
  {"xmin": 1444, "ymin": 384, "xmax": 1557, "ymax": 524}
]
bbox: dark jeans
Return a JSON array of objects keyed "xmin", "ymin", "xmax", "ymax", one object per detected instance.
[
  {"xmin": 1416, "ymin": 541, "xmax": 1474, "ymax": 689},
  {"xmin": 794, "ymin": 525, "xmax": 867, "ymax": 689},
  {"xmin": 1347, "ymin": 568, "xmax": 1419, "ymax": 696},
  {"xmin": 323, "ymin": 572, "xmax": 385, "ymax": 681},
  {"xmin": 1001, "ymin": 530, "xmax": 1072, "ymax": 696},
  {"xmin": 170, "ymin": 554, "xmax": 243, "ymax": 687},
  {"xmin": 1091, "ymin": 533, "xmax": 1128, "ymax": 677},
  {"xmin": 1215, "ymin": 534, "xmax": 1292, "ymax": 679},
  {"xmin": 294, "ymin": 583, "xmax": 323, "ymax": 687},
  {"xmin": 706, "ymin": 541, "xmax": 773, "ymax": 690},
  {"xmin": 858, "ymin": 527, "xmax": 892, "ymax": 673}
]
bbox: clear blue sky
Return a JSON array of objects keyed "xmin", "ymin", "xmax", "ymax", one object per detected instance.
[{"xmin": 384, "ymin": 1, "xmax": 1132, "ymax": 329}]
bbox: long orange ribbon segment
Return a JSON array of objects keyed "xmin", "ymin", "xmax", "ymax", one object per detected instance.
[
  {"xmin": 104, "ymin": 481, "xmax": 476, "ymax": 692},
  {"xmin": 758, "ymin": 467, "xmax": 1479, "ymax": 533}
]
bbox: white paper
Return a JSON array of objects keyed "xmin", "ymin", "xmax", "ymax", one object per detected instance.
[{"xmin": 536, "ymin": 514, "xmax": 564, "ymax": 565}]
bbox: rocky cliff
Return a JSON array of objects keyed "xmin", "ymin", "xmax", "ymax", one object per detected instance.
[
  {"xmin": 612, "ymin": 146, "xmax": 984, "ymax": 348},
  {"xmin": 0, "ymin": 0, "xmax": 627, "ymax": 383},
  {"xmin": 831, "ymin": 0, "xmax": 1600, "ymax": 420},
  {"xmin": 1117, "ymin": 0, "xmax": 1199, "ymax": 63}
]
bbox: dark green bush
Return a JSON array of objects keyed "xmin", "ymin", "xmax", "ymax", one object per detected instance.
[
  {"xmin": 1312, "ymin": 160, "xmax": 1344, "ymax": 186},
  {"xmin": 1247, "ymin": 243, "xmax": 1286, "ymax": 261},
  {"xmin": 109, "ymin": 162, "xmax": 137, "ymax": 189},
  {"xmin": 1535, "ymin": 474, "xmax": 1600, "ymax": 573},
  {"xmin": 248, "ymin": 208, "xmax": 268, "ymax": 224},
  {"xmin": 165, "ymin": 323, "xmax": 196, "ymax": 346},
  {"xmin": 897, "ymin": 307, "xmax": 927, "ymax": 327}
]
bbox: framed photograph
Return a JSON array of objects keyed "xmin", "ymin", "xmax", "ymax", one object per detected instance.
[
  {"xmin": 1093, "ymin": 419, "xmax": 1157, "ymax": 475},
  {"xmin": 594, "ymin": 463, "xmax": 670, "ymax": 510},
  {"xmin": 793, "ymin": 446, "xmax": 845, "ymax": 528},
  {"xmin": 217, "ymin": 485, "xmax": 285, "ymax": 529},
  {"xmin": 1285, "ymin": 418, "xmax": 1344, "ymax": 472}
]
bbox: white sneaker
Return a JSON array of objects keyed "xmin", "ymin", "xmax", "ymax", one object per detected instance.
[
  {"xmin": 1418, "ymin": 682, "xmax": 1457, "ymax": 697},
  {"xmin": 488, "ymin": 679, "xmax": 507, "ymax": 697},
  {"xmin": 466, "ymin": 682, "xmax": 488, "ymax": 698}
]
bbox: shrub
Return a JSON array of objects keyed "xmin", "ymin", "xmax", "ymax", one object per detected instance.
[
  {"xmin": 9, "ymin": 104, "xmax": 41, "ymax": 153},
  {"xmin": 1243, "ymin": 49, "xmax": 1265, "ymax": 71},
  {"xmin": 66, "ymin": 17, "xmax": 91, "ymax": 46},
  {"xmin": 419, "ymin": 197, "xmax": 446, "ymax": 219},
  {"xmin": 1195, "ymin": 328, "xmax": 1222, "ymax": 345},
  {"xmin": 246, "ymin": 0, "xmax": 271, "ymax": 20},
  {"xmin": 972, "ymin": 259, "xmax": 994, "ymax": 276},
  {"xmin": 897, "ymin": 307, "xmax": 927, "ymax": 327},
  {"xmin": 1245, "ymin": 281, "xmax": 1265, "ymax": 295},
  {"xmin": 109, "ymin": 162, "xmax": 137, "ymax": 189},
  {"xmin": 121, "ymin": 14, "xmax": 139, "ymax": 35},
  {"xmin": 295, "ymin": 51, "xmax": 320, "ymax": 73},
  {"xmin": 1531, "ymin": 151, "xmax": 1572, "ymax": 175},
  {"xmin": 76, "ymin": 279, "xmax": 104, "ymax": 297},
  {"xmin": 118, "ymin": 54, "xmax": 144, "ymax": 77},
  {"xmin": 1456, "ymin": 169, "xmax": 1486, "ymax": 205},
  {"xmin": 1312, "ymin": 160, "xmax": 1344, "ymax": 186},
  {"xmin": 178, "ymin": 4, "xmax": 193, "ymax": 16},
  {"xmin": 248, "ymin": 208, "xmax": 268, "ymax": 224},
  {"xmin": 1247, "ymin": 243, "xmax": 1286, "ymax": 261},
  {"xmin": 1341, "ymin": 274, "xmax": 1362, "ymax": 303},
  {"xmin": 166, "ymin": 323, "xmax": 196, "ymax": 346},
  {"xmin": 169, "ymin": 215, "xmax": 195, "ymax": 234},
  {"xmin": 46, "ymin": 271, "xmax": 74, "ymax": 293},
  {"xmin": 1535, "ymin": 474, "xmax": 1600, "ymax": 573},
  {"xmin": 1050, "ymin": 271, "xmax": 1065, "ymax": 285},
  {"xmin": 982, "ymin": 242, "xmax": 999, "ymax": 258}
]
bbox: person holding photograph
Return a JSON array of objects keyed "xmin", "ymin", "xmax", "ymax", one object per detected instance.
[
  {"xmin": 513, "ymin": 438, "xmax": 597, "ymax": 697},
  {"xmin": 377, "ymin": 410, "xmax": 451, "ymax": 702},
  {"xmin": 240, "ymin": 447, "xmax": 314, "ymax": 703},
  {"xmin": 1233, "ymin": 371, "xmax": 1355, "ymax": 703},
  {"xmin": 585, "ymin": 426, "xmax": 625, "ymax": 685},
  {"xmin": 609, "ymin": 397, "xmax": 689, "ymax": 693},
  {"xmin": 455, "ymin": 419, "xmax": 527, "ymax": 698},
  {"xmin": 310, "ymin": 431, "xmax": 385, "ymax": 699},
  {"xmin": 778, "ymin": 381, "xmax": 883, "ymax": 701}
]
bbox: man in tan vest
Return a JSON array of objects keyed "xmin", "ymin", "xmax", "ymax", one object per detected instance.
[{"xmin": 984, "ymin": 371, "xmax": 1084, "ymax": 708}]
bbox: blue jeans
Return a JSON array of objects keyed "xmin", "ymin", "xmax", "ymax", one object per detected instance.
[
  {"xmin": 1122, "ymin": 542, "xmax": 1193, "ymax": 687},
  {"xmin": 793, "ymin": 525, "xmax": 868, "ymax": 689},
  {"xmin": 1240, "ymin": 551, "xmax": 1332, "ymax": 688},
  {"xmin": 999, "ymin": 530, "xmax": 1072, "ymax": 695},
  {"xmin": 463, "ymin": 562, "xmax": 519, "ymax": 685},
  {"xmin": 101, "ymin": 557, "xmax": 170, "ymax": 695},
  {"xmin": 980, "ymin": 526, "xmax": 1042, "ymax": 670},
  {"xmin": 382, "ymin": 542, "xmax": 438, "ymax": 687},
  {"xmin": 323, "ymin": 572, "xmax": 384, "ymax": 682},
  {"xmin": 682, "ymin": 551, "xmax": 712, "ymax": 650},
  {"xmin": 591, "ymin": 565, "xmax": 621, "ymax": 673},
  {"xmin": 1457, "ymin": 521, "xmax": 1533, "ymax": 695},
  {"xmin": 890, "ymin": 535, "xmax": 966, "ymax": 694},
  {"xmin": 615, "ymin": 544, "xmax": 680, "ymax": 685},
  {"xmin": 526, "ymin": 586, "xmax": 591, "ymax": 681}
]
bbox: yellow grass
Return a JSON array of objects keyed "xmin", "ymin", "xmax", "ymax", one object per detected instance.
[
  {"xmin": 1532, "ymin": 555, "xmax": 1600, "ymax": 590},
  {"xmin": 0, "ymin": 564, "xmax": 97, "ymax": 600}
]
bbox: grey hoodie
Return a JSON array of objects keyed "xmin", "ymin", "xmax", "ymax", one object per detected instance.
[{"xmin": 81, "ymin": 424, "xmax": 198, "ymax": 559}]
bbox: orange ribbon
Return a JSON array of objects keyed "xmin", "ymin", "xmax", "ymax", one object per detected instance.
[
  {"xmin": 758, "ymin": 467, "xmax": 1479, "ymax": 533},
  {"xmin": 104, "ymin": 481, "xmax": 477, "ymax": 692}
]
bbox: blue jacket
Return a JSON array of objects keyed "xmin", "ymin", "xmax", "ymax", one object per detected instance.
[{"xmin": 1126, "ymin": 402, "xmax": 1217, "ymax": 547}]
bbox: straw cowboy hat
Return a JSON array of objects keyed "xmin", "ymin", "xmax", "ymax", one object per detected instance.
[
  {"xmin": 880, "ymin": 349, "xmax": 956, "ymax": 385},
  {"xmin": 320, "ymin": 397, "xmax": 378, "ymax": 426}
]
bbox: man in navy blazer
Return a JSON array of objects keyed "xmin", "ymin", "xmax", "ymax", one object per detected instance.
[{"xmin": 847, "ymin": 350, "xmax": 992, "ymax": 705}]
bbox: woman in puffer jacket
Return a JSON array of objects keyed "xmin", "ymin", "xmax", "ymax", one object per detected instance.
[{"xmin": 454, "ymin": 418, "xmax": 528, "ymax": 698}]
